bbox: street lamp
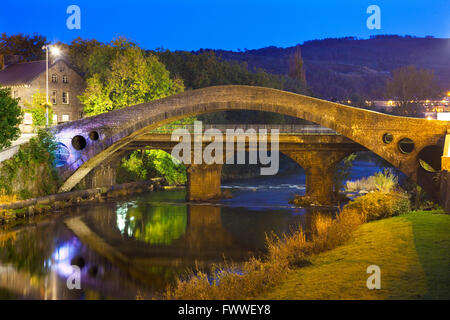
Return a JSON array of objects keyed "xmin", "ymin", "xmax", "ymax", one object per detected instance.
[{"xmin": 42, "ymin": 45, "xmax": 61, "ymax": 127}]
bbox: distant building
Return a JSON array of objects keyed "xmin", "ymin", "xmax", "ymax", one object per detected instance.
[
  {"xmin": 366, "ymin": 97, "xmax": 450, "ymax": 116},
  {"xmin": 0, "ymin": 56, "xmax": 85, "ymax": 132}
]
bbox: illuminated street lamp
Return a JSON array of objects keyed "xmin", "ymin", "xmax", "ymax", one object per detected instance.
[{"xmin": 42, "ymin": 45, "xmax": 61, "ymax": 127}]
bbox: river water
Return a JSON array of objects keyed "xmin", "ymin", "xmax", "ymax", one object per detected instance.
[{"xmin": 0, "ymin": 160, "xmax": 382, "ymax": 299}]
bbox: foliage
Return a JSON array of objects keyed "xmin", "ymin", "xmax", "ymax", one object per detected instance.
[
  {"xmin": 0, "ymin": 33, "xmax": 47, "ymax": 66},
  {"xmin": 156, "ymin": 49, "xmax": 309, "ymax": 124},
  {"xmin": 117, "ymin": 203, "xmax": 187, "ymax": 245},
  {"xmin": 151, "ymin": 116, "xmax": 197, "ymax": 133},
  {"xmin": 386, "ymin": 65, "xmax": 440, "ymax": 117},
  {"xmin": 0, "ymin": 129, "xmax": 59, "ymax": 198},
  {"xmin": 345, "ymin": 169, "xmax": 398, "ymax": 193},
  {"xmin": 343, "ymin": 190, "xmax": 410, "ymax": 222},
  {"xmin": 23, "ymin": 91, "xmax": 53, "ymax": 129},
  {"xmin": 66, "ymin": 37, "xmax": 102, "ymax": 76},
  {"xmin": 0, "ymin": 87, "xmax": 23, "ymax": 149},
  {"xmin": 333, "ymin": 153, "xmax": 357, "ymax": 194},
  {"xmin": 79, "ymin": 40, "xmax": 184, "ymax": 116},
  {"xmin": 117, "ymin": 149, "xmax": 186, "ymax": 185}
]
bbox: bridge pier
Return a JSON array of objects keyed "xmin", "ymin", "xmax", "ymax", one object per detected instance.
[
  {"xmin": 186, "ymin": 164, "xmax": 223, "ymax": 201},
  {"xmin": 284, "ymin": 150, "xmax": 352, "ymax": 205}
]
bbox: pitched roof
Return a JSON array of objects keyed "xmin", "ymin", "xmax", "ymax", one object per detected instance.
[{"xmin": 0, "ymin": 60, "xmax": 47, "ymax": 86}]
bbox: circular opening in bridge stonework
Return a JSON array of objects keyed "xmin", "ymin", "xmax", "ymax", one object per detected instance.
[
  {"xmin": 89, "ymin": 131, "xmax": 99, "ymax": 141},
  {"xmin": 398, "ymin": 138, "xmax": 415, "ymax": 154},
  {"xmin": 72, "ymin": 135, "xmax": 87, "ymax": 150},
  {"xmin": 382, "ymin": 133, "xmax": 393, "ymax": 144},
  {"xmin": 418, "ymin": 145, "xmax": 442, "ymax": 172}
]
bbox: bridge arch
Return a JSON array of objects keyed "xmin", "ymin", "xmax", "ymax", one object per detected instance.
[{"xmin": 53, "ymin": 85, "xmax": 450, "ymax": 193}]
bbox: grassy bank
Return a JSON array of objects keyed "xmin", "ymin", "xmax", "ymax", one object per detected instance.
[
  {"xmin": 262, "ymin": 210, "xmax": 450, "ymax": 300},
  {"xmin": 165, "ymin": 189, "xmax": 411, "ymax": 300}
]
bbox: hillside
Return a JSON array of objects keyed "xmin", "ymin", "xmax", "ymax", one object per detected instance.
[{"xmin": 213, "ymin": 36, "xmax": 450, "ymax": 100}]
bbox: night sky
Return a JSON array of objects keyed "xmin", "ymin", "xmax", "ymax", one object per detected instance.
[{"xmin": 1, "ymin": 0, "xmax": 449, "ymax": 50}]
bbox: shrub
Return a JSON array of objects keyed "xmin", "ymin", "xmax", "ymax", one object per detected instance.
[
  {"xmin": 343, "ymin": 190, "xmax": 410, "ymax": 222},
  {"xmin": 0, "ymin": 129, "xmax": 59, "ymax": 198},
  {"xmin": 345, "ymin": 169, "xmax": 398, "ymax": 193}
]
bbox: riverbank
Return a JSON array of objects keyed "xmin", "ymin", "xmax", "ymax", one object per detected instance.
[
  {"xmin": 0, "ymin": 179, "xmax": 165, "ymax": 226},
  {"xmin": 262, "ymin": 210, "xmax": 450, "ymax": 300}
]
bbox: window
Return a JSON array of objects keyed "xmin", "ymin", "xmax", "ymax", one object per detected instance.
[
  {"xmin": 62, "ymin": 92, "xmax": 69, "ymax": 104},
  {"xmin": 51, "ymin": 74, "xmax": 57, "ymax": 83},
  {"xmin": 12, "ymin": 90, "xmax": 18, "ymax": 98},
  {"xmin": 62, "ymin": 75, "xmax": 68, "ymax": 83},
  {"xmin": 51, "ymin": 91, "xmax": 57, "ymax": 104},
  {"xmin": 23, "ymin": 113, "xmax": 33, "ymax": 125},
  {"xmin": 52, "ymin": 114, "xmax": 58, "ymax": 124},
  {"xmin": 62, "ymin": 114, "xmax": 69, "ymax": 122}
]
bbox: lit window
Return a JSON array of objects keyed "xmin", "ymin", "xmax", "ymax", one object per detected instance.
[
  {"xmin": 52, "ymin": 114, "xmax": 58, "ymax": 123},
  {"xmin": 52, "ymin": 74, "xmax": 57, "ymax": 83},
  {"xmin": 62, "ymin": 114, "xmax": 69, "ymax": 122},
  {"xmin": 63, "ymin": 75, "xmax": 68, "ymax": 83},
  {"xmin": 62, "ymin": 92, "xmax": 69, "ymax": 104}
]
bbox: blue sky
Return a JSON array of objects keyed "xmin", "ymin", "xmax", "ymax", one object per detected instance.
[{"xmin": 1, "ymin": 0, "xmax": 449, "ymax": 50}]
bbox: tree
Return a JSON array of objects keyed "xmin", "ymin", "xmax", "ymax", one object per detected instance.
[
  {"xmin": 386, "ymin": 65, "xmax": 440, "ymax": 117},
  {"xmin": 0, "ymin": 33, "xmax": 48, "ymax": 67},
  {"xmin": 23, "ymin": 91, "xmax": 53, "ymax": 129},
  {"xmin": 79, "ymin": 42, "xmax": 184, "ymax": 116},
  {"xmin": 117, "ymin": 149, "xmax": 186, "ymax": 185},
  {"xmin": 67, "ymin": 37, "xmax": 102, "ymax": 76},
  {"xmin": 288, "ymin": 45, "xmax": 307, "ymax": 88},
  {"xmin": 0, "ymin": 87, "xmax": 23, "ymax": 149}
]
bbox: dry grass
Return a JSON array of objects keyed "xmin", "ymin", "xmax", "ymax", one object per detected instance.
[
  {"xmin": 346, "ymin": 169, "xmax": 398, "ymax": 193},
  {"xmin": 164, "ymin": 185, "xmax": 412, "ymax": 300},
  {"xmin": 344, "ymin": 191, "xmax": 410, "ymax": 221},
  {"xmin": 165, "ymin": 206, "xmax": 366, "ymax": 300}
]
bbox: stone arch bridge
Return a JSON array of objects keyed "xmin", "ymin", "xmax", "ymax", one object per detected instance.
[{"xmin": 51, "ymin": 85, "xmax": 450, "ymax": 204}]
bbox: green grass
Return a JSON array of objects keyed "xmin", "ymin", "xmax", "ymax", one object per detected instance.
[{"xmin": 262, "ymin": 210, "xmax": 450, "ymax": 300}]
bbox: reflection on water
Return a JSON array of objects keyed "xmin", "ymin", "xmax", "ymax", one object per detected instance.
[{"xmin": 0, "ymin": 160, "xmax": 383, "ymax": 300}]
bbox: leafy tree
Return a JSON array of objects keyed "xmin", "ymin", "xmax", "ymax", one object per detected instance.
[
  {"xmin": 80, "ymin": 43, "xmax": 184, "ymax": 116},
  {"xmin": 0, "ymin": 33, "xmax": 48, "ymax": 67},
  {"xmin": 156, "ymin": 49, "xmax": 310, "ymax": 124},
  {"xmin": 0, "ymin": 87, "xmax": 23, "ymax": 149},
  {"xmin": 118, "ymin": 149, "xmax": 186, "ymax": 185},
  {"xmin": 386, "ymin": 65, "xmax": 440, "ymax": 117},
  {"xmin": 23, "ymin": 91, "xmax": 53, "ymax": 129},
  {"xmin": 66, "ymin": 37, "xmax": 102, "ymax": 77}
]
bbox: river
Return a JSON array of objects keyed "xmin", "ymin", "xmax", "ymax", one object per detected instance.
[{"xmin": 0, "ymin": 159, "xmax": 383, "ymax": 299}]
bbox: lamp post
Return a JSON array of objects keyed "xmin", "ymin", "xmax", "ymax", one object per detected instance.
[{"xmin": 42, "ymin": 45, "xmax": 61, "ymax": 127}]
